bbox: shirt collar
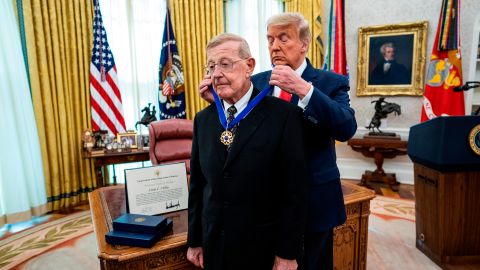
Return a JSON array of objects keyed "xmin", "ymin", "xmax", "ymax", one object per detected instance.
[
  {"xmin": 295, "ymin": 58, "xmax": 308, "ymax": 76},
  {"xmin": 223, "ymin": 83, "xmax": 254, "ymax": 117}
]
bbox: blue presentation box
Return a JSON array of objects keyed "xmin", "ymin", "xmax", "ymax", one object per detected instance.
[
  {"xmin": 112, "ymin": 213, "xmax": 168, "ymax": 234},
  {"xmin": 105, "ymin": 218, "xmax": 173, "ymax": 248}
]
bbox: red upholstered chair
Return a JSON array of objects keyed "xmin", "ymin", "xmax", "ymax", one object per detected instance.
[{"xmin": 148, "ymin": 119, "xmax": 193, "ymax": 176}]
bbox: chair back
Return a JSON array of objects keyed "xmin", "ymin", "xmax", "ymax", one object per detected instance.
[{"xmin": 148, "ymin": 119, "xmax": 193, "ymax": 174}]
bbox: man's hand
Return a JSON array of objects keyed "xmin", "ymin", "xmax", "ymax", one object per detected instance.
[
  {"xmin": 269, "ymin": 65, "xmax": 311, "ymax": 99},
  {"xmin": 187, "ymin": 247, "xmax": 204, "ymax": 268},
  {"xmin": 272, "ymin": 256, "xmax": 298, "ymax": 270},
  {"xmin": 199, "ymin": 74, "xmax": 214, "ymax": 103}
]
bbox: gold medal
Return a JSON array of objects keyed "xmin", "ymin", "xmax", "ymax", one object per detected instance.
[{"xmin": 220, "ymin": 130, "xmax": 234, "ymax": 146}]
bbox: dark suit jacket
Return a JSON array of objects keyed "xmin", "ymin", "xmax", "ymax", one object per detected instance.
[
  {"xmin": 369, "ymin": 60, "xmax": 411, "ymax": 85},
  {"xmin": 187, "ymin": 90, "xmax": 308, "ymax": 270},
  {"xmin": 251, "ymin": 59, "xmax": 357, "ymax": 232}
]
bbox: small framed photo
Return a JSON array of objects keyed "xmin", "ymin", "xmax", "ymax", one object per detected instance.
[
  {"xmin": 117, "ymin": 132, "xmax": 138, "ymax": 148},
  {"xmin": 92, "ymin": 130, "xmax": 108, "ymax": 149},
  {"xmin": 142, "ymin": 134, "xmax": 150, "ymax": 150},
  {"xmin": 356, "ymin": 21, "xmax": 428, "ymax": 96}
]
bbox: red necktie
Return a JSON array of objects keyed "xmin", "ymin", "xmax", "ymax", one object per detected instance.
[{"xmin": 278, "ymin": 89, "xmax": 292, "ymax": 102}]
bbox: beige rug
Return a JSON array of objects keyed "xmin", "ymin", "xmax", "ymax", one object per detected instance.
[
  {"xmin": 0, "ymin": 211, "xmax": 97, "ymax": 270},
  {"xmin": 0, "ymin": 196, "xmax": 440, "ymax": 270},
  {"xmin": 368, "ymin": 196, "xmax": 440, "ymax": 270},
  {"xmin": 370, "ymin": 195, "xmax": 415, "ymax": 221}
]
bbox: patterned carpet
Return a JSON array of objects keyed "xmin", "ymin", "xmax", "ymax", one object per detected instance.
[
  {"xmin": 0, "ymin": 196, "xmax": 439, "ymax": 270},
  {"xmin": 0, "ymin": 211, "xmax": 97, "ymax": 270},
  {"xmin": 369, "ymin": 196, "xmax": 415, "ymax": 221},
  {"xmin": 367, "ymin": 196, "xmax": 440, "ymax": 270}
]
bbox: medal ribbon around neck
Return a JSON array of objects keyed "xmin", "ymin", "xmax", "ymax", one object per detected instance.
[{"xmin": 210, "ymin": 85, "xmax": 272, "ymax": 131}]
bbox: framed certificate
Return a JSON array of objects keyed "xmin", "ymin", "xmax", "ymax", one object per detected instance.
[{"xmin": 124, "ymin": 162, "xmax": 188, "ymax": 215}]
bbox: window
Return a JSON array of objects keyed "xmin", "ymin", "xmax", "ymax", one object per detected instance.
[{"xmin": 225, "ymin": 0, "xmax": 284, "ymax": 74}]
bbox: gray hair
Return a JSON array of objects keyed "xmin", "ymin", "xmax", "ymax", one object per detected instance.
[
  {"xmin": 380, "ymin": 42, "xmax": 395, "ymax": 56},
  {"xmin": 206, "ymin": 33, "xmax": 252, "ymax": 58},
  {"xmin": 267, "ymin": 12, "xmax": 311, "ymax": 43}
]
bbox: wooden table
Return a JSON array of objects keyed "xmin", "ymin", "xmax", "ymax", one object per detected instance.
[
  {"xmin": 89, "ymin": 182, "xmax": 374, "ymax": 270},
  {"xmin": 348, "ymin": 136, "xmax": 407, "ymax": 191},
  {"xmin": 83, "ymin": 149, "xmax": 150, "ymax": 187}
]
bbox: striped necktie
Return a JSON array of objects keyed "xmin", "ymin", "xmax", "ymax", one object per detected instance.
[{"xmin": 226, "ymin": 105, "xmax": 238, "ymax": 151}]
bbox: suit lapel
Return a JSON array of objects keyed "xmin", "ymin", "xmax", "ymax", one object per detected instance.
[
  {"xmin": 224, "ymin": 90, "xmax": 265, "ymax": 168},
  {"xmin": 206, "ymin": 107, "xmax": 228, "ymax": 164},
  {"xmin": 301, "ymin": 59, "xmax": 320, "ymax": 86},
  {"xmin": 256, "ymin": 72, "xmax": 274, "ymax": 94}
]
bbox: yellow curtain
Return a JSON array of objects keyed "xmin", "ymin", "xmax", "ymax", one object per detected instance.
[
  {"xmin": 285, "ymin": 0, "xmax": 325, "ymax": 68},
  {"xmin": 169, "ymin": 0, "xmax": 224, "ymax": 119},
  {"xmin": 22, "ymin": 0, "xmax": 96, "ymax": 210}
]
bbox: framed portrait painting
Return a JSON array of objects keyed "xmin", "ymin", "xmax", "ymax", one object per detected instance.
[{"xmin": 356, "ymin": 21, "xmax": 428, "ymax": 96}]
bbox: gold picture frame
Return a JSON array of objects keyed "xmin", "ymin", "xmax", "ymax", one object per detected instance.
[
  {"xmin": 117, "ymin": 132, "xmax": 138, "ymax": 149},
  {"xmin": 356, "ymin": 21, "xmax": 428, "ymax": 96}
]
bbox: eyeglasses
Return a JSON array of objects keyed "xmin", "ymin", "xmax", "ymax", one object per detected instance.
[{"xmin": 204, "ymin": 58, "xmax": 247, "ymax": 74}]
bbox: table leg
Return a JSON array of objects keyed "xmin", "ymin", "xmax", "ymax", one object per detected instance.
[
  {"xmin": 360, "ymin": 152, "xmax": 400, "ymax": 191},
  {"xmin": 388, "ymin": 174, "xmax": 400, "ymax": 191},
  {"xmin": 112, "ymin": 164, "xmax": 116, "ymax": 185},
  {"xmin": 94, "ymin": 162, "xmax": 104, "ymax": 188},
  {"xmin": 373, "ymin": 152, "xmax": 385, "ymax": 176}
]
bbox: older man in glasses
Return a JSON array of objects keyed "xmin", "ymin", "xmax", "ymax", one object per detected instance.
[{"xmin": 187, "ymin": 33, "xmax": 307, "ymax": 270}]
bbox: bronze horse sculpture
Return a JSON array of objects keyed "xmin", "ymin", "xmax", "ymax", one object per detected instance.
[
  {"xmin": 366, "ymin": 98, "xmax": 401, "ymax": 133},
  {"xmin": 135, "ymin": 103, "xmax": 157, "ymax": 130}
]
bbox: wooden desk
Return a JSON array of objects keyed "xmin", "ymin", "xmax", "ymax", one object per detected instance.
[
  {"xmin": 83, "ymin": 149, "xmax": 150, "ymax": 187},
  {"xmin": 89, "ymin": 185, "xmax": 195, "ymax": 270},
  {"xmin": 335, "ymin": 181, "xmax": 375, "ymax": 270},
  {"xmin": 348, "ymin": 136, "xmax": 407, "ymax": 191},
  {"xmin": 89, "ymin": 182, "xmax": 374, "ymax": 270}
]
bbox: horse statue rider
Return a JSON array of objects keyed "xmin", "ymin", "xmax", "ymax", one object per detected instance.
[
  {"xmin": 135, "ymin": 103, "xmax": 157, "ymax": 130},
  {"xmin": 366, "ymin": 97, "xmax": 401, "ymax": 134}
]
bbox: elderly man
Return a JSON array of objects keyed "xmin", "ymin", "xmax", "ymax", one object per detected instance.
[
  {"xmin": 249, "ymin": 13, "xmax": 357, "ymax": 270},
  {"xmin": 187, "ymin": 33, "xmax": 307, "ymax": 270}
]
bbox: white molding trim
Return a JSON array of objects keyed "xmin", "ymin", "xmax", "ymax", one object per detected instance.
[{"xmin": 338, "ymin": 157, "xmax": 414, "ymax": 185}]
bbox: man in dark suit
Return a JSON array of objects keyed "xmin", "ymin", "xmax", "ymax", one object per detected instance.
[
  {"xmin": 369, "ymin": 42, "xmax": 411, "ymax": 85},
  {"xmin": 250, "ymin": 13, "xmax": 357, "ymax": 270},
  {"xmin": 187, "ymin": 33, "xmax": 307, "ymax": 270}
]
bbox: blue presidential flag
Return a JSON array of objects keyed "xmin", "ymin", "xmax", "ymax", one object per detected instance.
[{"xmin": 158, "ymin": 9, "xmax": 186, "ymax": 119}]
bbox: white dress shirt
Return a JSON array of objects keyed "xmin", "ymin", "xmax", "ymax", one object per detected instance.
[
  {"xmin": 273, "ymin": 58, "xmax": 314, "ymax": 110},
  {"xmin": 222, "ymin": 83, "xmax": 254, "ymax": 118}
]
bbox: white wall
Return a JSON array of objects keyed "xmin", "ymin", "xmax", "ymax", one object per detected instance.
[{"xmin": 323, "ymin": 0, "xmax": 480, "ymax": 184}]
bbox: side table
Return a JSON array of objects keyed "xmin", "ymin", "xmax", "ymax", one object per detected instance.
[
  {"xmin": 83, "ymin": 149, "xmax": 150, "ymax": 187},
  {"xmin": 348, "ymin": 135, "xmax": 407, "ymax": 191}
]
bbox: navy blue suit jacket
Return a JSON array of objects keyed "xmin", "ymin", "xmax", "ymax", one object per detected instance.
[{"xmin": 251, "ymin": 59, "xmax": 357, "ymax": 231}]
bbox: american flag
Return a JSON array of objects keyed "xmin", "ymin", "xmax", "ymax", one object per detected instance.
[{"xmin": 90, "ymin": 0, "xmax": 126, "ymax": 135}]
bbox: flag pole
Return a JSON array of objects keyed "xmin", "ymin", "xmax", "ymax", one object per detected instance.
[
  {"xmin": 166, "ymin": 1, "xmax": 172, "ymax": 68},
  {"xmin": 95, "ymin": 0, "xmax": 106, "ymax": 81},
  {"xmin": 165, "ymin": 1, "xmax": 173, "ymax": 102}
]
